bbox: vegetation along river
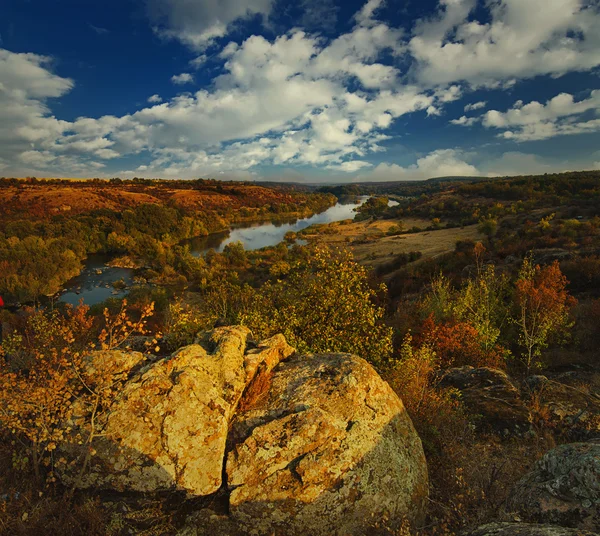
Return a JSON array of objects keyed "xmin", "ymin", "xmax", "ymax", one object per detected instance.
[{"xmin": 59, "ymin": 197, "xmax": 376, "ymax": 306}]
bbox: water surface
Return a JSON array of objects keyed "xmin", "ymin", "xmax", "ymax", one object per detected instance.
[
  {"xmin": 190, "ymin": 197, "xmax": 368, "ymax": 255},
  {"xmin": 59, "ymin": 255, "xmax": 134, "ymax": 307},
  {"xmin": 59, "ymin": 197, "xmax": 378, "ymax": 306}
]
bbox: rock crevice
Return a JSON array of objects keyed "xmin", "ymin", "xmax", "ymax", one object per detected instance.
[{"xmin": 55, "ymin": 327, "xmax": 428, "ymax": 536}]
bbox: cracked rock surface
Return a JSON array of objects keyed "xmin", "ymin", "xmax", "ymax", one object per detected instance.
[
  {"xmin": 56, "ymin": 327, "xmax": 428, "ymax": 535},
  {"xmin": 187, "ymin": 352, "xmax": 428, "ymax": 536},
  {"xmin": 58, "ymin": 327, "xmax": 294, "ymax": 495}
]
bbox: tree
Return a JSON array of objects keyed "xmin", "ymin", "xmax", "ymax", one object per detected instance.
[
  {"xmin": 514, "ymin": 257, "xmax": 576, "ymax": 371},
  {"xmin": 0, "ymin": 301, "xmax": 155, "ymax": 482},
  {"xmin": 240, "ymin": 246, "xmax": 393, "ymax": 367},
  {"xmin": 453, "ymin": 243, "xmax": 510, "ymax": 352}
]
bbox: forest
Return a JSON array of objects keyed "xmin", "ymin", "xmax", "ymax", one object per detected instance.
[{"xmin": 1, "ymin": 171, "xmax": 600, "ymax": 535}]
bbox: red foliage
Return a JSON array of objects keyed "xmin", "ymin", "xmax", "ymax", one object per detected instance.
[{"xmin": 417, "ymin": 314, "xmax": 506, "ymax": 369}]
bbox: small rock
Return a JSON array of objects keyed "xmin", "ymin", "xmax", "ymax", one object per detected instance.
[{"xmin": 438, "ymin": 366, "xmax": 532, "ymax": 436}]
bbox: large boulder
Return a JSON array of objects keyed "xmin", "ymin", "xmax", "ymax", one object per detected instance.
[
  {"xmin": 506, "ymin": 441, "xmax": 600, "ymax": 531},
  {"xmin": 463, "ymin": 522, "xmax": 599, "ymax": 535},
  {"xmin": 438, "ymin": 366, "xmax": 532, "ymax": 436},
  {"xmin": 221, "ymin": 352, "xmax": 428, "ymax": 536},
  {"xmin": 56, "ymin": 328, "xmax": 428, "ymax": 535},
  {"xmin": 58, "ymin": 327, "xmax": 294, "ymax": 495}
]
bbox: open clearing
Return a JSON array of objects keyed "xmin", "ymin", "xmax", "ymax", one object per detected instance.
[{"xmin": 302, "ymin": 217, "xmax": 483, "ymax": 268}]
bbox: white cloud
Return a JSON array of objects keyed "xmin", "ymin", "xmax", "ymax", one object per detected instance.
[
  {"xmin": 359, "ymin": 149, "xmax": 480, "ymax": 181},
  {"xmin": 147, "ymin": 0, "xmax": 275, "ymax": 50},
  {"xmin": 355, "ymin": 0, "xmax": 385, "ymax": 27},
  {"xmin": 409, "ymin": 0, "xmax": 600, "ymax": 87},
  {"xmin": 189, "ymin": 55, "xmax": 208, "ymax": 69},
  {"xmin": 34, "ymin": 20, "xmax": 446, "ymax": 178},
  {"xmin": 482, "ymin": 91, "xmax": 600, "ymax": 141},
  {"xmin": 464, "ymin": 101, "xmax": 486, "ymax": 112},
  {"xmin": 327, "ymin": 160, "xmax": 373, "ymax": 173},
  {"xmin": 171, "ymin": 72, "xmax": 194, "ymax": 84},
  {"xmin": 482, "ymin": 152, "xmax": 554, "ymax": 176},
  {"xmin": 450, "ymin": 115, "xmax": 477, "ymax": 126},
  {"xmin": 5, "ymin": 1, "xmax": 600, "ymax": 179}
]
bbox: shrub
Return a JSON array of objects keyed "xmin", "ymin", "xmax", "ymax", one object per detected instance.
[{"xmin": 239, "ymin": 246, "xmax": 393, "ymax": 367}]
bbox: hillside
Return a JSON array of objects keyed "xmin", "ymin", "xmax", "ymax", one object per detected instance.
[{"xmin": 0, "ymin": 178, "xmax": 316, "ymax": 222}]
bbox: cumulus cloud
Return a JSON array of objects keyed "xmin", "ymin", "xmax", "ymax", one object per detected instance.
[
  {"xmin": 450, "ymin": 115, "xmax": 477, "ymax": 126},
  {"xmin": 482, "ymin": 91, "xmax": 600, "ymax": 141},
  {"xmin": 171, "ymin": 72, "xmax": 194, "ymax": 84},
  {"xmin": 4, "ymin": 0, "xmax": 600, "ymax": 179},
  {"xmin": 464, "ymin": 101, "xmax": 486, "ymax": 112},
  {"xmin": 409, "ymin": 0, "xmax": 600, "ymax": 87},
  {"xmin": 25, "ymin": 18, "xmax": 447, "ymax": 178},
  {"xmin": 189, "ymin": 55, "xmax": 208, "ymax": 69},
  {"xmin": 327, "ymin": 160, "xmax": 373, "ymax": 173},
  {"xmin": 147, "ymin": 0, "xmax": 275, "ymax": 50},
  {"xmin": 358, "ymin": 149, "xmax": 480, "ymax": 181},
  {"xmin": 481, "ymin": 152, "xmax": 555, "ymax": 176}
]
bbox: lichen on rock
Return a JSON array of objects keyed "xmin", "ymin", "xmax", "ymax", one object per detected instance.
[{"xmin": 55, "ymin": 327, "xmax": 428, "ymax": 535}]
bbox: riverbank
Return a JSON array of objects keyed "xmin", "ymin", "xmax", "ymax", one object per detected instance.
[{"xmin": 55, "ymin": 197, "xmax": 366, "ymax": 306}]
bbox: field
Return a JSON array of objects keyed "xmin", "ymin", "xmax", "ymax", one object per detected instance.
[{"xmin": 301, "ymin": 217, "xmax": 483, "ymax": 273}]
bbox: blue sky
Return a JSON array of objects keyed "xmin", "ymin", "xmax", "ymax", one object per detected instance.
[{"xmin": 1, "ymin": 0, "xmax": 599, "ymax": 181}]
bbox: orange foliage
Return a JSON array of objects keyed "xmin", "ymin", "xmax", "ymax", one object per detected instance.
[
  {"xmin": 515, "ymin": 259, "xmax": 577, "ymax": 369},
  {"xmin": 417, "ymin": 315, "xmax": 506, "ymax": 369},
  {"xmin": 0, "ymin": 301, "xmax": 155, "ymax": 481}
]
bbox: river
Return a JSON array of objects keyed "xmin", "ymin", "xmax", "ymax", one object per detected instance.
[{"xmin": 59, "ymin": 197, "xmax": 373, "ymax": 306}]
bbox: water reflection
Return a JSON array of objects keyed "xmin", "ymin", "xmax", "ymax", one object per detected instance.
[
  {"xmin": 191, "ymin": 197, "xmax": 368, "ymax": 255},
  {"xmin": 58, "ymin": 197, "xmax": 375, "ymax": 306},
  {"xmin": 59, "ymin": 255, "xmax": 134, "ymax": 307}
]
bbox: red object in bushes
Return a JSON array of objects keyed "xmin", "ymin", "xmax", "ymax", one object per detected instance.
[{"xmin": 0, "ymin": 296, "xmax": 4, "ymax": 307}]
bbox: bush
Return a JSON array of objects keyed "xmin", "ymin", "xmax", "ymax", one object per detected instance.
[{"xmin": 239, "ymin": 246, "xmax": 393, "ymax": 367}]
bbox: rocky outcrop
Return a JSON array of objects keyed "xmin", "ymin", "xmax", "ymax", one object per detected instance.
[
  {"xmin": 438, "ymin": 366, "xmax": 533, "ymax": 436},
  {"xmin": 523, "ymin": 370, "xmax": 600, "ymax": 440},
  {"xmin": 56, "ymin": 327, "xmax": 428, "ymax": 535},
  {"xmin": 506, "ymin": 440, "xmax": 600, "ymax": 531},
  {"xmin": 222, "ymin": 352, "xmax": 428, "ymax": 536},
  {"xmin": 59, "ymin": 327, "xmax": 295, "ymax": 495},
  {"xmin": 463, "ymin": 522, "xmax": 599, "ymax": 535}
]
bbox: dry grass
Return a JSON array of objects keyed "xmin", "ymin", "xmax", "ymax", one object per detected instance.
[{"xmin": 302, "ymin": 218, "xmax": 483, "ymax": 274}]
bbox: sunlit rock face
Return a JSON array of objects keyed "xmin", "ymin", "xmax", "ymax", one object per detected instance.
[
  {"xmin": 223, "ymin": 352, "xmax": 428, "ymax": 536},
  {"xmin": 58, "ymin": 327, "xmax": 294, "ymax": 495},
  {"xmin": 56, "ymin": 327, "xmax": 428, "ymax": 535}
]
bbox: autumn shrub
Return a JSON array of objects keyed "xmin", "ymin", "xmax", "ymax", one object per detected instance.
[
  {"xmin": 163, "ymin": 299, "xmax": 210, "ymax": 349},
  {"xmin": 239, "ymin": 246, "xmax": 393, "ymax": 367},
  {"xmin": 0, "ymin": 301, "xmax": 155, "ymax": 483},
  {"xmin": 514, "ymin": 257, "xmax": 577, "ymax": 371},
  {"xmin": 384, "ymin": 334, "xmax": 553, "ymax": 535},
  {"xmin": 416, "ymin": 315, "xmax": 507, "ymax": 369}
]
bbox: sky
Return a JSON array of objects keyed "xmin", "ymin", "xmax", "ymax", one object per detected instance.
[{"xmin": 1, "ymin": 0, "xmax": 600, "ymax": 182}]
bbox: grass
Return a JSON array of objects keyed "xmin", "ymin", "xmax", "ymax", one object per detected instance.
[{"xmin": 301, "ymin": 217, "xmax": 483, "ymax": 275}]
